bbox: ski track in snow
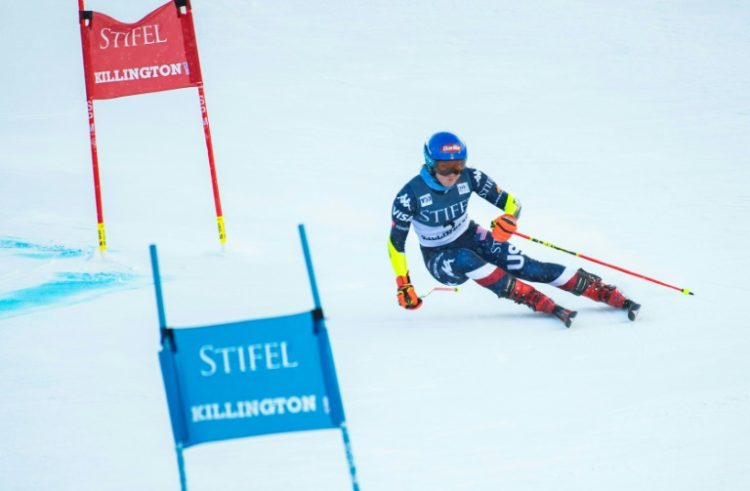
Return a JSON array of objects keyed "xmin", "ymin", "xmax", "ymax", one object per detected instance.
[{"xmin": 0, "ymin": 237, "xmax": 140, "ymax": 318}]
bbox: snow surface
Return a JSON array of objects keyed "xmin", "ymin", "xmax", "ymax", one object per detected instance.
[{"xmin": 1, "ymin": 0, "xmax": 749, "ymax": 489}]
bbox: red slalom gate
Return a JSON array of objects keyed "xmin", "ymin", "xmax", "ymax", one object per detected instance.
[{"xmin": 77, "ymin": 0, "xmax": 226, "ymax": 251}]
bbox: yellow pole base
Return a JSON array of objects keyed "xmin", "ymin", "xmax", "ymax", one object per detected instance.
[
  {"xmin": 97, "ymin": 222, "xmax": 107, "ymax": 252},
  {"xmin": 217, "ymin": 216, "xmax": 227, "ymax": 245}
]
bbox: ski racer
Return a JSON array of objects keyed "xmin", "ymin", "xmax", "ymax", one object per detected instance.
[{"xmin": 388, "ymin": 131, "xmax": 640, "ymax": 327}]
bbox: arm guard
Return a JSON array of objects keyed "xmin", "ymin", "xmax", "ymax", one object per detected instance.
[
  {"xmin": 388, "ymin": 236, "xmax": 409, "ymax": 277},
  {"xmin": 389, "ymin": 185, "xmax": 415, "ymax": 278},
  {"xmin": 502, "ymin": 193, "xmax": 522, "ymax": 217}
]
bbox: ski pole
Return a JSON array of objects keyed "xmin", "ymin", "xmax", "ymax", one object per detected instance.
[
  {"xmin": 420, "ymin": 286, "xmax": 460, "ymax": 299},
  {"xmin": 513, "ymin": 231, "xmax": 694, "ymax": 296}
]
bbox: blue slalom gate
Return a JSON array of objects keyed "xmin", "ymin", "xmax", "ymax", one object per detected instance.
[{"xmin": 152, "ymin": 224, "xmax": 359, "ymax": 490}]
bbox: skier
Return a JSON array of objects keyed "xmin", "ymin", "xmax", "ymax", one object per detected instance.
[{"xmin": 388, "ymin": 131, "xmax": 640, "ymax": 327}]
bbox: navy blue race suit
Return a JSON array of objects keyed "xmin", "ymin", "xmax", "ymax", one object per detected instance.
[{"xmin": 388, "ymin": 165, "xmax": 577, "ymax": 297}]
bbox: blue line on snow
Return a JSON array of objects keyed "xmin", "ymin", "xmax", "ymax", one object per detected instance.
[
  {"xmin": 0, "ymin": 238, "xmax": 84, "ymax": 259},
  {"xmin": 0, "ymin": 272, "xmax": 136, "ymax": 315}
]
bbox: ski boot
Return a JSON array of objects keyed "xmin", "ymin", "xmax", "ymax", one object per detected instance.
[
  {"xmin": 561, "ymin": 268, "xmax": 640, "ymax": 322},
  {"xmin": 504, "ymin": 278, "xmax": 577, "ymax": 327}
]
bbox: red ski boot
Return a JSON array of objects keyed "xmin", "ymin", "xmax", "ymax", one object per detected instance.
[
  {"xmin": 560, "ymin": 268, "xmax": 640, "ymax": 321},
  {"xmin": 504, "ymin": 278, "xmax": 577, "ymax": 327}
]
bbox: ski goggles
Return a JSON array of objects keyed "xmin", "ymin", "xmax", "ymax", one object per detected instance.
[{"xmin": 434, "ymin": 159, "xmax": 466, "ymax": 176}]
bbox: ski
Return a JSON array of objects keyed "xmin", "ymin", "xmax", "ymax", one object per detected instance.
[
  {"xmin": 553, "ymin": 306, "xmax": 577, "ymax": 328},
  {"xmin": 624, "ymin": 300, "xmax": 641, "ymax": 322}
]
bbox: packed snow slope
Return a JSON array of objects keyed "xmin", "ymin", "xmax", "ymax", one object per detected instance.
[{"xmin": 1, "ymin": 1, "xmax": 749, "ymax": 489}]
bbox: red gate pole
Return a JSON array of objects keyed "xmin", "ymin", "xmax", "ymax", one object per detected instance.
[
  {"xmin": 178, "ymin": 0, "xmax": 227, "ymax": 246},
  {"xmin": 197, "ymin": 82, "xmax": 227, "ymax": 245},
  {"xmin": 78, "ymin": 0, "xmax": 107, "ymax": 252}
]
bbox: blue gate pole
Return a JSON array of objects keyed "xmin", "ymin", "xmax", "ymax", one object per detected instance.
[
  {"xmin": 175, "ymin": 443, "xmax": 188, "ymax": 491},
  {"xmin": 149, "ymin": 244, "xmax": 169, "ymax": 346},
  {"xmin": 297, "ymin": 224, "xmax": 322, "ymax": 308},
  {"xmin": 297, "ymin": 224, "xmax": 360, "ymax": 491},
  {"xmin": 149, "ymin": 245, "xmax": 188, "ymax": 491},
  {"xmin": 340, "ymin": 421, "xmax": 360, "ymax": 491}
]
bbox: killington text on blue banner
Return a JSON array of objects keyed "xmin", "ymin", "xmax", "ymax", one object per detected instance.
[
  {"xmin": 159, "ymin": 312, "xmax": 343, "ymax": 447},
  {"xmin": 151, "ymin": 224, "xmax": 359, "ymax": 490}
]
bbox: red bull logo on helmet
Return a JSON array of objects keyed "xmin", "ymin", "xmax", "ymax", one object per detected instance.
[{"xmin": 441, "ymin": 143, "xmax": 462, "ymax": 153}]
